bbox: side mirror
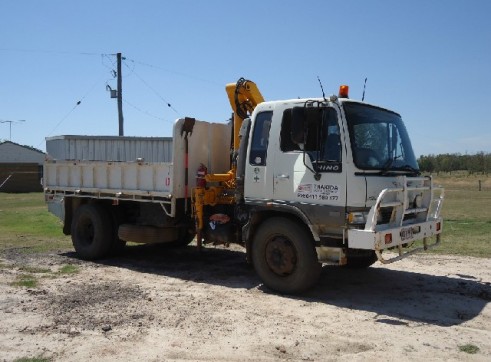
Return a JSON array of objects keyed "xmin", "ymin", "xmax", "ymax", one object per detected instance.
[{"xmin": 291, "ymin": 107, "xmax": 306, "ymax": 144}]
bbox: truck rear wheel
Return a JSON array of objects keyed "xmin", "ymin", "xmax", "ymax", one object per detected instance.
[
  {"xmin": 71, "ymin": 204, "xmax": 113, "ymax": 260},
  {"xmin": 107, "ymin": 207, "xmax": 126, "ymax": 255},
  {"xmin": 252, "ymin": 217, "xmax": 321, "ymax": 294}
]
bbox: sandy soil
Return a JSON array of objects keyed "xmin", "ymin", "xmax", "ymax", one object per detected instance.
[{"xmin": 1, "ymin": 243, "xmax": 490, "ymax": 361}]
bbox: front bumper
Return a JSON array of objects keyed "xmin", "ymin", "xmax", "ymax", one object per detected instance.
[
  {"xmin": 348, "ymin": 218, "xmax": 442, "ymax": 251},
  {"xmin": 346, "ymin": 176, "xmax": 444, "ymax": 264}
]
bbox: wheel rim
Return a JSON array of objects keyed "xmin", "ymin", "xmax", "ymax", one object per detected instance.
[{"xmin": 265, "ymin": 236, "xmax": 297, "ymax": 276}]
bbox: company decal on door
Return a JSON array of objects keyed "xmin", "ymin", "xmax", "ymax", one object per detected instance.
[{"xmin": 296, "ymin": 183, "xmax": 340, "ymax": 201}]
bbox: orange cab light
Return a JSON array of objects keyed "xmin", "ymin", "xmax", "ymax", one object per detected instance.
[
  {"xmin": 384, "ymin": 233, "xmax": 392, "ymax": 244},
  {"xmin": 339, "ymin": 85, "xmax": 349, "ymax": 98}
]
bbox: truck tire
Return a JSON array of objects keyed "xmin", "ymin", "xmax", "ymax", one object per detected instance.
[
  {"xmin": 107, "ymin": 208, "xmax": 126, "ymax": 255},
  {"xmin": 71, "ymin": 204, "xmax": 113, "ymax": 260},
  {"xmin": 344, "ymin": 250, "xmax": 378, "ymax": 268},
  {"xmin": 252, "ymin": 217, "xmax": 322, "ymax": 294},
  {"xmin": 110, "ymin": 234, "xmax": 127, "ymax": 255}
]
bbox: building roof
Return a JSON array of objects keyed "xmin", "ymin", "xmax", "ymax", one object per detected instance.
[
  {"xmin": 0, "ymin": 140, "xmax": 45, "ymax": 155},
  {"xmin": 0, "ymin": 141, "xmax": 46, "ymax": 165}
]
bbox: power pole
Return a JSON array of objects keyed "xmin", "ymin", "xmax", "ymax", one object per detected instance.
[{"xmin": 117, "ymin": 52, "xmax": 124, "ymax": 136}]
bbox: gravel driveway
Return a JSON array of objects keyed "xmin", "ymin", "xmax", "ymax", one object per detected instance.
[{"xmin": 1, "ymin": 243, "xmax": 490, "ymax": 361}]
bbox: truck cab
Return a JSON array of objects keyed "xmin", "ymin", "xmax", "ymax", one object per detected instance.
[{"xmin": 236, "ymin": 90, "xmax": 443, "ymax": 292}]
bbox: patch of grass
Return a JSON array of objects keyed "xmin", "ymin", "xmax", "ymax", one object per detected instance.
[
  {"xmin": 431, "ymin": 220, "xmax": 491, "ymax": 258},
  {"xmin": 0, "ymin": 193, "xmax": 71, "ymax": 254},
  {"xmin": 0, "ymin": 193, "xmax": 62, "ymax": 235},
  {"xmin": 14, "ymin": 357, "xmax": 51, "ymax": 362},
  {"xmin": 58, "ymin": 264, "xmax": 79, "ymax": 274},
  {"xmin": 10, "ymin": 274, "xmax": 38, "ymax": 288},
  {"xmin": 1, "ymin": 182, "xmax": 490, "ymax": 260},
  {"xmin": 427, "ymin": 175, "xmax": 491, "ymax": 258},
  {"xmin": 439, "ymin": 190, "xmax": 491, "ymax": 222},
  {"xmin": 18, "ymin": 265, "xmax": 51, "ymax": 274},
  {"xmin": 459, "ymin": 343, "xmax": 480, "ymax": 354}
]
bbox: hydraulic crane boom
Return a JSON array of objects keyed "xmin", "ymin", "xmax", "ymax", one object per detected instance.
[
  {"xmin": 193, "ymin": 78, "xmax": 264, "ymax": 248},
  {"xmin": 226, "ymin": 77, "xmax": 265, "ymax": 153}
]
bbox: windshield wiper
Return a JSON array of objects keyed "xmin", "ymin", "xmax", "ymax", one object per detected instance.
[
  {"xmin": 379, "ymin": 155, "xmax": 401, "ymax": 175},
  {"xmin": 393, "ymin": 164, "xmax": 421, "ymax": 175}
]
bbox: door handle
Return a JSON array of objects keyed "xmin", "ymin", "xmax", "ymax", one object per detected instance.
[{"xmin": 276, "ymin": 174, "xmax": 290, "ymax": 180}]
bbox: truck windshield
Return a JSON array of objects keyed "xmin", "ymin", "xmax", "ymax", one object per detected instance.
[{"xmin": 343, "ymin": 102, "xmax": 419, "ymax": 173}]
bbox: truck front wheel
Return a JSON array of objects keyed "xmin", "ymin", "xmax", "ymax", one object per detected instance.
[
  {"xmin": 71, "ymin": 204, "xmax": 113, "ymax": 260},
  {"xmin": 252, "ymin": 218, "xmax": 321, "ymax": 294}
]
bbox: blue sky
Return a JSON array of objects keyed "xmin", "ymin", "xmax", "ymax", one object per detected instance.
[{"xmin": 1, "ymin": 0, "xmax": 490, "ymax": 156}]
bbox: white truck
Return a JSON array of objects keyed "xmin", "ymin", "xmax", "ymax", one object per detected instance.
[{"xmin": 44, "ymin": 78, "xmax": 444, "ymax": 293}]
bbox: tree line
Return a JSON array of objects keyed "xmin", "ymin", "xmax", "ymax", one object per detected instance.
[{"xmin": 417, "ymin": 152, "xmax": 491, "ymax": 174}]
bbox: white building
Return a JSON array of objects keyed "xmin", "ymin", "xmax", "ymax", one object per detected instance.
[{"xmin": 0, "ymin": 141, "xmax": 45, "ymax": 192}]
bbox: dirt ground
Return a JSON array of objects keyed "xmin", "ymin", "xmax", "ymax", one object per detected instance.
[{"xmin": 1, "ymin": 243, "xmax": 490, "ymax": 361}]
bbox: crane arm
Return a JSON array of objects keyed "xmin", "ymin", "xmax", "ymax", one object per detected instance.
[
  {"xmin": 193, "ymin": 78, "xmax": 264, "ymax": 249},
  {"xmin": 225, "ymin": 78, "xmax": 264, "ymax": 152}
]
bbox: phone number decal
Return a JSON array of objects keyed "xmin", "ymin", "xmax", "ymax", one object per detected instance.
[{"xmin": 296, "ymin": 183, "xmax": 340, "ymax": 200}]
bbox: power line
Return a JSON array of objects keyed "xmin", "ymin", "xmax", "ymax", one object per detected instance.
[
  {"xmin": 38, "ymin": 74, "xmax": 108, "ymax": 147},
  {"xmin": 124, "ymin": 57, "xmax": 223, "ymax": 87},
  {"xmin": 0, "ymin": 47, "xmax": 107, "ymax": 57},
  {"xmin": 1, "ymin": 49, "xmax": 226, "ymax": 145},
  {"xmin": 38, "ymin": 103, "xmax": 80, "ymax": 147},
  {"xmin": 1, "ymin": 48, "xmax": 224, "ymax": 87},
  {"xmin": 101, "ymin": 54, "xmax": 117, "ymax": 72},
  {"xmin": 123, "ymin": 59, "xmax": 179, "ymax": 114},
  {"xmin": 122, "ymin": 98, "xmax": 173, "ymax": 123}
]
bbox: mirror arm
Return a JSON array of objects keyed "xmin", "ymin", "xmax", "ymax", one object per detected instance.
[{"xmin": 302, "ymin": 150, "xmax": 321, "ymax": 181}]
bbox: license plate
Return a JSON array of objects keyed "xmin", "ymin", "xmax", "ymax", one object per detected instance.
[{"xmin": 400, "ymin": 227, "xmax": 413, "ymax": 241}]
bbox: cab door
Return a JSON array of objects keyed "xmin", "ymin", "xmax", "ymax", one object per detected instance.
[{"xmin": 272, "ymin": 106, "xmax": 347, "ymax": 209}]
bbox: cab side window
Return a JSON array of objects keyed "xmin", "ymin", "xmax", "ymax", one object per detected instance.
[
  {"xmin": 249, "ymin": 111, "xmax": 273, "ymax": 166},
  {"xmin": 320, "ymin": 109, "xmax": 341, "ymax": 163},
  {"xmin": 280, "ymin": 109, "xmax": 301, "ymax": 152},
  {"xmin": 280, "ymin": 107, "xmax": 341, "ymax": 163}
]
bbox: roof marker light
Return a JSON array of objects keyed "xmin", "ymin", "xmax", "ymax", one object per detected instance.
[{"xmin": 338, "ymin": 85, "xmax": 349, "ymax": 98}]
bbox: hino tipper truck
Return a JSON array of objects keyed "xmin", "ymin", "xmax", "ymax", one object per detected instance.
[{"xmin": 44, "ymin": 78, "xmax": 444, "ymax": 293}]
